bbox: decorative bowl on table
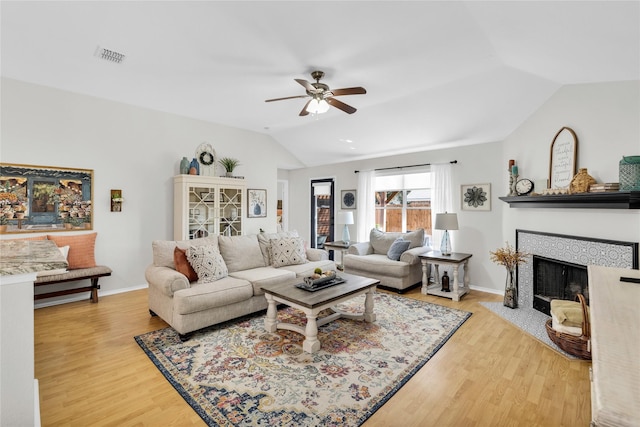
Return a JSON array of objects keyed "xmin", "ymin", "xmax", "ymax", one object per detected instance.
[{"xmin": 303, "ymin": 270, "xmax": 337, "ymax": 287}]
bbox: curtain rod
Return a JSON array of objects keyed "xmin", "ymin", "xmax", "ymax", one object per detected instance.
[{"xmin": 354, "ymin": 160, "xmax": 457, "ymax": 173}]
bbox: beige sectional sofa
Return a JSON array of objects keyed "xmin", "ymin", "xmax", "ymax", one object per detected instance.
[
  {"xmin": 145, "ymin": 231, "xmax": 335, "ymax": 339},
  {"xmin": 344, "ymin": 228, "xmax": 430, "ymax": 292}
]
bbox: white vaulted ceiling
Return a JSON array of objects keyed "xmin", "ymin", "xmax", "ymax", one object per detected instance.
[{"xmin": 1, "ymin": 1, "xmax": 639, "ymax": 167}]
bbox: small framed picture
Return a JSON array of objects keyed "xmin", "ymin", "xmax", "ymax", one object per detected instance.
[
  {"xmin": 461, "ymin": 183, "xmax": 491, "ymax": 211},
  {"xmin": 248, "ymin": 189, "xmax": 267, "ymax": 218},
  {"xmin": 341, "ymin": 190, "xmax": 357, "ymax": 209}
]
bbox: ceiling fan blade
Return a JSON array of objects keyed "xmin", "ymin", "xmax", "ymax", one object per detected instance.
[
  {"xmin": 295, "ymin": 78, "xmax": 315, "ymax": 92},
  {"xmin": 299, "ymin": 99, "xmax": 311, "ymax": 116},
  {"xmin": 326, "ymin": 97, "xmax": 357, "ymax": 114},
  {"xmin": 265, "ymin": 94, "xmax": 309, "ymax": 102},
  {"xmin": 329, "ymin": 87, "xmax": 367, "ymax": 96}
]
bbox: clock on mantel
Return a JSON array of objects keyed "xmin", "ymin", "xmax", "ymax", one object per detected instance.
[{"xmin": 499, "ymin": 191, "xmax": 640, "ymax": 209}]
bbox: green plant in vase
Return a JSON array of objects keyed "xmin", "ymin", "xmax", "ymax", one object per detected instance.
[{"xmin": 219, "ymin": 157, "xmax": 240, "ymax": 177}]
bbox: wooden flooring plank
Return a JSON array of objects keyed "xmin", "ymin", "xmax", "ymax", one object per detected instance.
[{"xmin": 34, "ymin": 287, "xmax": 591, "ymax": 426}]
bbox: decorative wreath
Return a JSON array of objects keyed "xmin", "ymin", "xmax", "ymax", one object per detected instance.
[{"xmin": 199, "ymin": 151, "xmax": 215, "ymax": 166}]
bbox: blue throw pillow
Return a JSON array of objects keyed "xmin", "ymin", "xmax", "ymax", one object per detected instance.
[{"xmin": 387, "ymin": 238, "xmax": 410, "ymax": 261}]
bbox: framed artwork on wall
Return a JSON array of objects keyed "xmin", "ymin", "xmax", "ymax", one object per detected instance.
[
  {"xmin": 341, "ymin": 190, "xmax": 356, "ymax": 209},
  {"xmin": 461, "ymin": 183, "xmax": 491, "ymax": 211},
  {"xmin": 549, "ymin": 127, "xmax": 578, "ymax": 189},
  {"xmin": 0, "ymin": 162, "xmax": 94, "ymax": 234},
  {"xmin": 248, "ymin": 189, "xmax": 267, "ymax": 218}
]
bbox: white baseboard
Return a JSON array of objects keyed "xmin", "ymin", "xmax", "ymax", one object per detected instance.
[
  {"xmin": 469, "ymin": 284, "xmax": 503, "ymax": 296},
  {"xmin": 34, "ymin": 283, "xmax": 148, "ymax": 309}
]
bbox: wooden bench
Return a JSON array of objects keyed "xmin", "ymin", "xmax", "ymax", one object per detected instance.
[{"xmin": 34, "ymin": 265, "xmax": 112, "ymax": 303}]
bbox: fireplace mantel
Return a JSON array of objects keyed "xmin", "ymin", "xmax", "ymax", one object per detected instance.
[{"xmin": 499, "ymin": 191, "xmax": 640, "ymax": 209}]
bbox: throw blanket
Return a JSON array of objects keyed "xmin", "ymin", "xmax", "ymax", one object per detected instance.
[{"xmin": 550, "ymin": 299, "xmax": 587, "ymax": 327}]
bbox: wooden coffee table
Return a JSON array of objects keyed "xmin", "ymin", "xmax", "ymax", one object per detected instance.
[{"xmin": 260, "ymin": 272, "xmax": 379, "ymax": 353}]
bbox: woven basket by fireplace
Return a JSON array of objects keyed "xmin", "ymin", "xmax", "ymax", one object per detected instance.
[{"xmin": 545, "ymin": 293, "xmax": 591, "ymax": 360}]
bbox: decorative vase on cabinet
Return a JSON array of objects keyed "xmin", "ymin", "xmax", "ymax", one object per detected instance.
[
  {"xmin": 173, "ymin": 175, "xmax": 246, "ymax": 241},
  {"xmin": 180, "ymin": 157, "xmax": 190, "ymax": 175}
]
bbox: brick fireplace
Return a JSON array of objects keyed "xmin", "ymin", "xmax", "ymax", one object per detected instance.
[{"xmin": 516, "ymin": 229, "xmax": 638, "ymax": 311}]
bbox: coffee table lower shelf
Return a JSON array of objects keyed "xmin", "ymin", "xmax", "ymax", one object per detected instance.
[{"xmin": 261, "ymin": 273, "xmax": 379, "ymax": 353}]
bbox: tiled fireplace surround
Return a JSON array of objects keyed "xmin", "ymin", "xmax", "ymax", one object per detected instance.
[{"xmin": 481, "ymin": 229, "xmax": 638, "ymax": 356}]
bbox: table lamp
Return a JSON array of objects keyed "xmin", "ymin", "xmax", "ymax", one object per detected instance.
[
  {"xmin": 337, "ymin": 211, "xmax": 354, "ymax": 245},
  {"xmin": 435, "ymin": 212, "xmax": 458, "ymax": 256}
]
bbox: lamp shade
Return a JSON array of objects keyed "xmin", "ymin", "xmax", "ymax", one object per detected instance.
[
  {"xmin": 306, "ymin": 98, "xmax": 330, "ymax": 114},
  {"xmin": 337, "ymin": 211, "xmax": 354, "ymax": 225},
  {"xmin": 435, "ymin": 212, "xmax": 458, "ymax": 231}
]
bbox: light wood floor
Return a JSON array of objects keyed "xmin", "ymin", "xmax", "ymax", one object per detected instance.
[{"xmin": 34, "ymin": 287, "xmax": 591, "ymax": 426}]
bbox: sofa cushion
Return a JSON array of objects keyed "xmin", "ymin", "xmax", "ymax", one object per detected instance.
[
  {"xmin": 269, "ymin": 237, "xmax": 308, "ymax": 267},
  {"xmin": 229, "ymin": 267, "xmax": 296, "ymax": 296},
  {"xmin": 47, "ymin": 232, "xmax": 97, "ymax": 270},
  {"xmin": 152, "ymin": 236, "xmax": 218, "ymax": 269},
  {"xmin": 173, "ymin": 277, "xmax": 253, "ymax": 315},
  {"xmin": 186, "ymin": 245, "xmax": 228, "ymax": 283},
  {"xmin": 173, "ymin": 247, "xmax": 198, "ymax": 283},
  {"xmin": 257, "ymin": 230, "xmax": 299, "ymax": 265},
  {"xmin": 387, "ymin": 238, "xmax": 411, "ymax": 261},
  {"xmin": 218, "ymin": 234, "xmax": 265, "ymax": 272},
  {"xmin": 344, "ymin": 253, "xmax": 412, "ymax": 276},
  {"xmin": 370, "ymin": 228, "xmax": 425, "ymax": 255}
]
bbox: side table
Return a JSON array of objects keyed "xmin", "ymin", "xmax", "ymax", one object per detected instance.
[
  {"xmin": 323, "ymin": 241, "xmax": 355, "ymax": 271},
  {"xmin": 419, "ymin": 251, "xmax": 472, "ymax": 301}
]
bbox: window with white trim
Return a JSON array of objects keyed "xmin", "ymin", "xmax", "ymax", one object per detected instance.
[{"xmin": 374, "ymin": 171, "xmax": 431, "ymax": 234}]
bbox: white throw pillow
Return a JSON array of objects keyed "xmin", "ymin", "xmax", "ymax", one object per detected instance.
[
  {"xmin": 270, "ymin": 237, "xmax": 308, "ymax": 267},
  {"xmin": 186, "ymin": 245, "xmax": 228, "ymax": 283}
]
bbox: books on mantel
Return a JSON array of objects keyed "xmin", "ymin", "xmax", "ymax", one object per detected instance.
[{"xmin": 589, "ymin": 183, "xmax": 620, "ymax": 192}]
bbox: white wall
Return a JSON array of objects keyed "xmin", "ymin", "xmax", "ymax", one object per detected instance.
[
  {"xmin": 287, "ymin": 141, "xmax": 506, "ymax": 293},
  {"xmin": 1, "ymin": 78, "xmax": 302, "ymax": 302},
  {"xmin": 2, "ymin": 78, "xmax": 638, "ymax": 300},
  {"xmin": 501, "ymin": 81, "xmax": 640, "ymax": 266}
]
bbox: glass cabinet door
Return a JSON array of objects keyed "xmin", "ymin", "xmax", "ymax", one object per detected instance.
[
  {"xmin": 219, "ymin": 187, "xmax": 242, "ymax": 236},
  {"xmin": 188, "ymin": 186, "xmax": 216, "ymax": 239}
]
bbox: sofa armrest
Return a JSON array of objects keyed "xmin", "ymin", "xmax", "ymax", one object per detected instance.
[
  {"xmin": 400, "ymin": 246, "xmax": 431, "ymax": 265},
  {"xmin": 306, "ymin": 247, "xmax": 329, "ymax": 261},
  {"xmin": 348, "ymin": 241, "xmax": 373, "ymax": 256},
  {"xmin": 145, "ymin": 264, "xmax": 190, "ymax": 297}
]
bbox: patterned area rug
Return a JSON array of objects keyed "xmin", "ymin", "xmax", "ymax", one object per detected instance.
[{"xmin": 135, "ymin": 293, "xmax": 471, "ymax": 426}]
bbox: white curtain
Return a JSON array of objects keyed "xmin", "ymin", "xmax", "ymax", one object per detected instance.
[
  {"xmin": 430, "ymin": 163, "xmax": 454, "ymax": 249},
  {"xmin": 356, "ymin": 170, "xmax": 376, "ymax": 242}
]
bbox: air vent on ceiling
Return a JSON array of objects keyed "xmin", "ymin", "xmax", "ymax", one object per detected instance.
[{"xmin": 94, "ymin": 46, "xmax": 125, "ymax": 64}]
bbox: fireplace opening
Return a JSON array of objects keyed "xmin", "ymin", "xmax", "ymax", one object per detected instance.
[{"xmin": 532, "ymin": 255, "xmax": 588, "ymax": 316}]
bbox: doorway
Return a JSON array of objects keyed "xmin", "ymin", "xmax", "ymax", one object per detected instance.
[{"xmin": 310, "ymin": 179, "xmax": 334, "ymax": 250}]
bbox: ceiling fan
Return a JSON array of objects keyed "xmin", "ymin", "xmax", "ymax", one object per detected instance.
[{"xmin": 265, "ymin": 70, "xmax": 366, "ymax": 116}]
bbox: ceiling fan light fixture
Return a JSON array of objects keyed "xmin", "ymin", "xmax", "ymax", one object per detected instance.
[{"xmin": 306, "ymin": 98, "xmax": 330, "ymax": 114}]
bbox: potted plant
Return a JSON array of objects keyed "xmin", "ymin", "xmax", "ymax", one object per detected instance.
[
  {"xmin": 219, "ymin": 157, "xmax": 240, "ymax": 177},
  {"xmin": 70, "ymin": 217, "xmax": 84, "ymax": 229},
  {"xmin": 0, "ymin": 215, "xmax": 7, "ymax": 233}
]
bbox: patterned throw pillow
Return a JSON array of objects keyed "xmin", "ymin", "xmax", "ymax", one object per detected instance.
[
  {"xmin": 269, "ymin": 237, "xmax": 308, "ymax": 268},
  {"xmin": 186, "ymin": 245, "xmax": 228, "ymax": 284}
]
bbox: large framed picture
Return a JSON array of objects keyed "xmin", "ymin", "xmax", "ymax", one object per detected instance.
[
  {"xmin": 461, "ymin": 183, "xmax": 491, "ymax": 211},
  {"xmin": 0, "ymin": 162, "xmax": 94, "ymax": 234},
  {"xmin": 248, "ymin": 189, "xmax": 267, "ymax": 218},
  {"xmin": 341, "ymin": 190, "xmax": 356, "ymax": 209}
]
